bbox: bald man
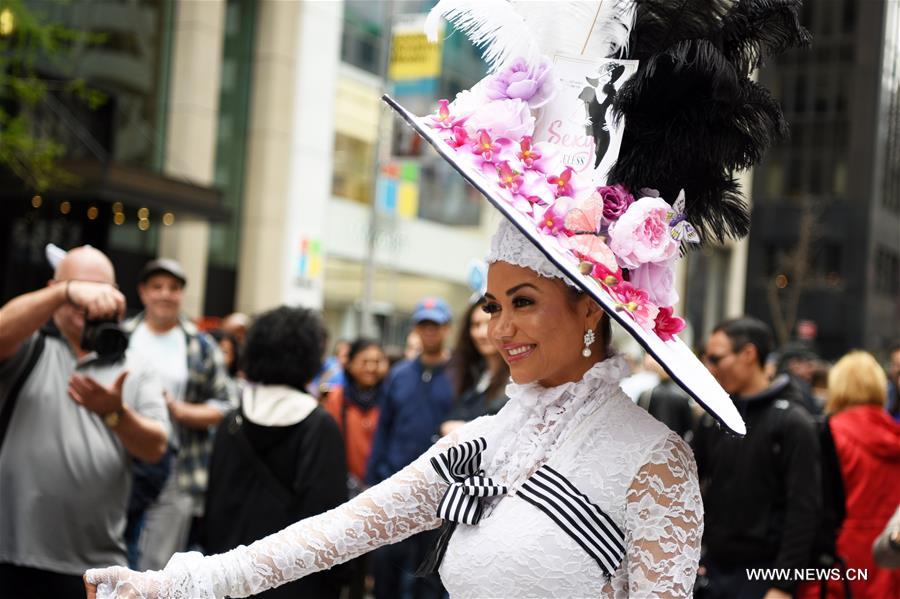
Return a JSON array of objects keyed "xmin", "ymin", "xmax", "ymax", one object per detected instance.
[{"xmin": 0, "ymin": 246, "xmax": 170, "ymax": 598}]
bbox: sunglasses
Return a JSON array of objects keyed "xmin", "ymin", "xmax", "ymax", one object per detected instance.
[{"xmin": 703, "ymin": 352, "xmax": 734, "ymax": 367}]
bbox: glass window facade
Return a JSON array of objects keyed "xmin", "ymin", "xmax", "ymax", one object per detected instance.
[{"xmin": 30, "ymin": 0, "xmax": 174, "ymax": 172}]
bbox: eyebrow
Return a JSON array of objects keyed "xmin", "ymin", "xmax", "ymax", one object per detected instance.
[{"xmin": 484, "ymin": 282, "xmax": 540, "ymax": 300}]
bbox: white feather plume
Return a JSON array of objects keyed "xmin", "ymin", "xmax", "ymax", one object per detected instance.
[
  {"xmin": 515, "ymin": 0, "xmax": 636, "ymax": 60},
  {"xmin": 424, "ymin": 0, "xmax": 541, "ymax": 71}
]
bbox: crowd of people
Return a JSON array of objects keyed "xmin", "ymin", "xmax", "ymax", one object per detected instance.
[{"xmin": 1, "ymin": 246, "xmax": 899, "ymax": 599}]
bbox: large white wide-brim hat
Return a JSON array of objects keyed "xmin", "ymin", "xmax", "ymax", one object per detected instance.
[
  {"xmin": 386, "ymin": 95, "xmax": 746, "ymax": 435},
  {"xmin": 382, "ymin": 0, "xmax": 809, "ymax": 436}
]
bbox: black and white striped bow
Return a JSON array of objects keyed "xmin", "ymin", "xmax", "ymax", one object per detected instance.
[{"xmin": 431, "ymin": 437, "xmax": 507, "ymax": 525}]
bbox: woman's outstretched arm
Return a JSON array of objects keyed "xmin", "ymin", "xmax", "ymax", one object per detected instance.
[{"xmin": 85, "ymin": 429, "xmax": 463, "ymax": 598}]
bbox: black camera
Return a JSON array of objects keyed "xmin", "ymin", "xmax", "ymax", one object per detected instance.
[{"xmin": 81, "ymin": 319, "xmax": 129, "ymax": 362}]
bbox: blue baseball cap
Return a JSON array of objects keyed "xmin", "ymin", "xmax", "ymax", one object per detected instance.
[{"xmin": 412, "ymin": 297, "xmax": 452, "ymax": 325}]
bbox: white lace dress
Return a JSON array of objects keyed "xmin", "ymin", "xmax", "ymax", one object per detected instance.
[{"xmin": 89, "ymin": 356, "xmax": 702, "ymax": 598}]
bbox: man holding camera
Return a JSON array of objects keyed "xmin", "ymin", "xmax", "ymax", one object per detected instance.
[
  {"xmin": 124, "ymin": 258, "xmax": 236, "ymax": 570},
  {"xmin": 0, "ymin": 246, "xmax": 169, "ymax": 598}
]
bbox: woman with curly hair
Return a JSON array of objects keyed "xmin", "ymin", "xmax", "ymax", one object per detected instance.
[{"xmin": 201, "ymin": 306, "xmax": 348, "ymax": 599}]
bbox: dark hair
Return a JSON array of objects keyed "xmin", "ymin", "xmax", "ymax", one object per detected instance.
[
  {"xmin": 208, "ymin": 328, "xmax": 240, "ymax": 378},
  {"xmin": 565, "ymin": 287, "xmax": 613, "ymax": 357},
  {"xmin": 242, "ymin": 306, "xmax": 326, "ymax": 390},
  {"xmin": 712, "ymin": 316, "xmax": 773, "ymax": 368},
  {"xmin": 449, "ymin": 298, "xmax": 510, "ymax": 398},
  {"xmin": 347, "ymin": 338, "xmax": 381, "ymax": 363}
]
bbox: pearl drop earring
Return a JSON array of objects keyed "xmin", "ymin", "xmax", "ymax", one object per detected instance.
[{"xmin": 582, "ymin": 329, "xmax": 595, "ymax": 358}]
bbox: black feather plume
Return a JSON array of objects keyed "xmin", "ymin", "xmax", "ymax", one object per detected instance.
[
  {"xmin": 628, "ymin": 0, "xmax": 735, "ymax": 61},
  {"xmin": 721, "ymin": 0, "xmax": 812, "ymax": 75},
  {"xmin": 610, "ymin": 0, "xmax": 809, "ymax": 244}
]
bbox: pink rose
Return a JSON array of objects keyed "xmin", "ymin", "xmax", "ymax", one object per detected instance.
[
  {"xmin": 485, "ymin": 57, "xmax": 556, "ymax": 109},
  {"xmin": 654, "ymin": 307, "xmax": 686, "ymax": 342},
  {"xmin": 597, "ymin": 184, "xmax": 634, "ymax": 224},
  {"xmin": 629, "ymin": 260, "xmax": 679, "ymax": 307},
  {"xmin": 465, "ymin": 98, "xmax": 535, "ymax": 141},
  {"xmin": 608, "ymin": 196, "xmax": 679, "ymax": 269}
]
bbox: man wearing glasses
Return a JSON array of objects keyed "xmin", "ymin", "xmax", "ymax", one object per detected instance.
[{"xmin": 692, "ymin": 317, "xmax": 822, "ymax": 599}]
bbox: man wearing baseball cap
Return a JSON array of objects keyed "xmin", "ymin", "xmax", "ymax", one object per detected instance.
[
  {"xmin": 123, "ymin": 258, "xmax": 237, "ymax": 571},
  {"xmin": 366, "ymin": 297, "xmax": 455, "ymax": 599}
]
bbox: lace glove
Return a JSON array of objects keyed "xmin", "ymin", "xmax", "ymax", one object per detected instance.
[{"xmin": 86, "ymin": 431, "xmax": 459, "ymax": 598}]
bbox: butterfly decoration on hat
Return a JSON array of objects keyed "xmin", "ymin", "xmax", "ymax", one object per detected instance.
[{"xmin": 383, "ymin": 0, "xmax": 810, "ymax": 436}]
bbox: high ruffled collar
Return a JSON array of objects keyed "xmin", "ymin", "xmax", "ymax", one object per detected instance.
[{"xmin": 505, "ymin": 354, "xmax": 630, "ymax": 410}]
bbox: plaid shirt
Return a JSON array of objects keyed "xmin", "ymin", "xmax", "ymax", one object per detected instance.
[{"xmin": 124, "ymin": 314, "xmax": 237, "ymax": 506}]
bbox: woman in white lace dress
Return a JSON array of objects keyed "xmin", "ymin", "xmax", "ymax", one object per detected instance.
[
  {"xmin": 83, "ymin": 0, "xmax": 809, "ymax": 593},
  {"xmin": 85, "ymin": 223, "xmax": 703, "ymax": 599}
]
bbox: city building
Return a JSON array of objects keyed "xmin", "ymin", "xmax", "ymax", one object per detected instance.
[{"xmin": 744, "ymin": 0, "xmax": 900, "ymax": 358}]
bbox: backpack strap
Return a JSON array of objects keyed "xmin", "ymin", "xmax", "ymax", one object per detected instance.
[{"xmin": 0, "ymin": 333, "xmax": 46, "ymax": 455}]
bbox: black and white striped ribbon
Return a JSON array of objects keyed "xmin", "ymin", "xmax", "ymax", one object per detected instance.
[
  {"xmin": 518, "ymin": 465, "xmax": 626, "ymax": 577},
  {"xmin": 431, "ymin": 437, "xmax": 508, "ymax": 525}
]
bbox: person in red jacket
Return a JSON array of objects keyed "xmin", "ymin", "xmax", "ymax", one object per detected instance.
[
  {"xmin": 323, "ymin": 338, "xmax": 386, "ymax": 496},
  {"xmin": 805, "ymin": 351, "xmax": 900, "ymax": 598}
]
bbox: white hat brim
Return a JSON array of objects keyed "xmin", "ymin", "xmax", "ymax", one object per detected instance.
[{"xmin": 384, "ymin": 94, "xmax": 746, "ymax": 436}]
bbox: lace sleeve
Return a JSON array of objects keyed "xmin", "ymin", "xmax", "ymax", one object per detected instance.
[
  {"xmin": 623, "ymin": 432, "xmax": 703, "ymax": 598},
  {"xmin": 87, "ymin": 430, "xmax": 463, "ymax": 598}
]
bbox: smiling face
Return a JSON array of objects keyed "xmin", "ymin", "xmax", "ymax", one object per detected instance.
[
  {"xmin": 484, "ymin": 261, "xmax": 604, "ymax": 387},
  {"xmin": 138, "ymin": 273, "xmax": 184, "ymax": 330},
  {"xmin": 347, "ymin": 345, "xmax": 386, "ymax": 389}
]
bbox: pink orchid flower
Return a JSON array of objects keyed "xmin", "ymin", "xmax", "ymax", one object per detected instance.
[
  {"xmin": 445, "ymin": 126, "xmax": 469, "ymax": 149},
  {"xmin": 547, "ymin": 166, "xmax": 576, "ymax": 198},
  {"xmin": 471, "ymin": 129, "xmax": 504, "ymax": 162},
  {"xmin": 467, "ymin": 129, "xmax": 512, "ymax": 176},
  {"xmin": 654, "ymin": 306, "xmax": 686, "ymax": 342},
  {"xmin": 517, "ymin": 137, "xmax": 542, "ymax": 169},
  {"xmin": 497, "ymin": 161, "xmax": 524, "ymax": 195},
  {"xmin": 612, "ymin": 281, "xmax": 660, "ymax": 331},
  {"xmin": 430, "ymin": 99, "xmax": 466, "ymax": 131},
  {"xmin": 536, "ymin": 197, "xmax": 573, "ymax": 238}
]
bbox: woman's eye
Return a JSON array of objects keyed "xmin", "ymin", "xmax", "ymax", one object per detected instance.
[
  {"xmin": 481, "ymin": 302, "xmax": 500, "ymax": 314},
  {"xmin": 512, "ymin": 296, "xmax": 534, "ymax": 308}
]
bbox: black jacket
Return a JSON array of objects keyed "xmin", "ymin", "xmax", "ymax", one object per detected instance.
[
  {"xmin": 692, "ymin": 375, "xmax": 822, "ymax": 592},
  {"xmin": 204, "ymin": 406, "xmax": 348, "ymax": 599}
]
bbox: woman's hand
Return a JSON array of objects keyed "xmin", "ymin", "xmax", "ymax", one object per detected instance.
[{"xmin": 83, "ymin": 566, "xmax": 166, "ymax": 599}]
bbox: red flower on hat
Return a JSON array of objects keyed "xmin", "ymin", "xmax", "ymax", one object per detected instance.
[
  {"xmin": 611, "ymin": 281, "xmax": 659, "ymax": 331},
  {"xmin": 653, "ymin": 306, "xmax": 686, "ymax": 342},
  {"xmin": 591, "ymin": 263, "xmax": 623, "ymax": 288},
  {"xmin": 445, "ymin": 126, "xmax": 469, "ymax": 149}
]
